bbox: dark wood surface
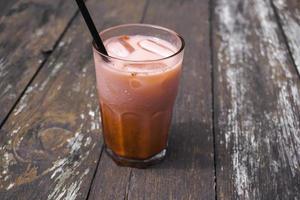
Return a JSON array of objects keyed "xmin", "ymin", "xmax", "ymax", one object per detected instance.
[
  {"xmin": 0, "ymin": 0, "xmax": 78, "ymax": 126},
  {"xmin": 0, "ymin": 0, "xmax": 299, "ymax": 199}
]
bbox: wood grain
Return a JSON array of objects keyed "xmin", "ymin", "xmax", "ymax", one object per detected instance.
[
  {"xmin": 213, "ymin": 0, "xmax": 300, "ymax": 199},
  {"xmin": 127, "ymin": 0, "xmax": 215, "ymax": 199},
  {"xmin": 0, "ymin": 0, "xmax": 146, "ymax": 199},
  {"xmin": 272, "ymin": 0, "xmax": 300, "ymax": 74},
  {"xmin": 87, "ymin": 153, "xmax": 132, "ymax": 200},
  {"xmin": 0, "ymin": 0, "xmax": 77, "ymax": 125}
]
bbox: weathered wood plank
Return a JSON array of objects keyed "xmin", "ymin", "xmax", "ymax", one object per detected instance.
[
  {"xmin": 87, "ymin": 153, "xmax": 132, "ymax": 200},
  {"xmin": 0, "ymin": 0, "xmax": 78, "ymax": 125},
  {"xmin": 272, "ymin": 0, "xmax": 300, "ymax": 74},
  {"xmin": 0, "ymin": 0, "xmax": 146, "ymax": 199},
  {"xmin": 126, "ymin": 0, "xmax": 215, "ymax": 199},
  {"xmin": 213, "ymin": 0, "xmax": 300, "ymax": 199}
]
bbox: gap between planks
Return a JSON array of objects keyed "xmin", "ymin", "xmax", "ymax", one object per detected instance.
[
  {"xmin": 209, "ymin": 0, "xmax": 218, "ymax": 199},
  {"xmin": 85, "ymin": 146, "xmax": 104, "ymax": 200}
]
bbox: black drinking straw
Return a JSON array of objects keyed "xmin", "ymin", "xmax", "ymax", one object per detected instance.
[{"xmin": 75, "ymin": 0, "xmax": 108, "ymax": 56}]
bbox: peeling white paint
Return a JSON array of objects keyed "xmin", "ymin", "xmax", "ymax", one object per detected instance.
[
  {"xmin": 35, "ymin": 29, "xmax": 44, "ymax": 37},
  {"xmin": 56, "ymin": 85, "xmax": 62, "ymax": 91},
  {"xmin": 94, "ymin": 119, "xmax": 100, "ymax": 130},
  {"xmin": 14, "ymin": 103, "xmax": 27, "ymax": 116},
  {"xmin": 39, "ymin": 77, "xmax": 51, "ymax": 91},
  {"xmin": 40, "ymin": 62, "xmax": 64, "ymax": 91},
  {"xmin": 90, "ymin": 122, "xmax": 96, "ymax": 131},
  {"xmin": 80, "ymin": 114, "xmax": 85, "ymax": 119},
  {"xmin": 50, "ymin": 159, "xmax": 66, "ymax": 179},
  {"xmin": 47, "ymin": 132, "xmax": 91, "ymax": 200},
  {"xmin": 291, "ymin": 84, "xmax": 300, "ymax": 107},
  {"xmin": 68, "ymin": 133, "xmax": 84, "ymax": 154},
  {"xmin": 6, "ymin": 183, "xmax": 14, "ymax": 190},
  {"xmin": 216, "ymin": 0, "xmax": 253, "ymax": 197},
  {"xmin": 4, "ymin": 175, "xmax": 10, "ymax": 181},
  {"xmin": 84, "ymin": 137, "xmax": 92, "ymax": 147},
  {"xmin": 277, "ymin": 84, "xmax": 300, "ymax": 177},
  {"xmin": 47, "ymin": 159, "xmax": 75, "ymax": 200},
  {"xmin": 255, "ymin": 0, "xmax": 291, "ymax": 78},
  {"xmin": 216, "ymin": 0, "xmax": 300, "ymax": 198},
  {"xmin": 58, "ymin": 41, "xmax": 65, "ymax": 48},
  {"xmin": 255, "ymin": 0, "xmax": 300, "ymax": 179},
  {"xmin": 88, "ymin": 110, "xmax": 95, "ymax": 118},
  {"xmin": 82, "ymin": 67, "xmax": 87, "ymax": 77},
  {"xmin": 82, "ymin": 68, "xmax": 87, "ymax": 73},
  {"xmin": 1, "ymin": 152, "xmax": 17, "ymax": 186},
  {"xmin": 14, "ymin": 84, "xmax": 38, "ymax": 115},
  {"xmin": 88, "ymin": 107, "xmax": 100, "ymax": 131},
  {"xmin": 11, "ymin": 127, "xmax": 21, "ymax": 135},
  {"xmin": 51, "ymin": 63, "xmax": 64, "ymax": 76},
  {"xmin": 273, "ymin": 0, "xmax": 300, "ymax": 71},
  {"xmin": 1, "ymin": 84, "xmax": 12, "ymax": 96},
  {"xmin": 64, "ymin": 168, "xmax": 89, "ymax": 200}
]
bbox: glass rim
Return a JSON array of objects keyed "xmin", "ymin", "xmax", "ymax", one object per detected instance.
[{"xmin": 92, "ymin": 23, "xmax": 185, "ymax": 63}]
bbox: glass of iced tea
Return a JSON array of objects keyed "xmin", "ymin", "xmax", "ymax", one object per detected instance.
[{"xmin": 93, "ymin": 24, "xmax": 185, "ymax": 168}]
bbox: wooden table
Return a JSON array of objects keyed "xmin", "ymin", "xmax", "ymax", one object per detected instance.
[{"xmin": 0, "ymin": 0, "xmax": 299, "ymax": 199}]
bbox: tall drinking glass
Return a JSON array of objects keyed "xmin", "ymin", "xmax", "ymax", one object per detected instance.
[{"xmin": 93, "ymin": 24, "xmax": 185, "ymax": 168}]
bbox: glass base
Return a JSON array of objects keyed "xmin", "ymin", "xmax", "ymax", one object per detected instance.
[{"xmin": 105, "ymin": 147, "xmax": 167, "ymax": 168}]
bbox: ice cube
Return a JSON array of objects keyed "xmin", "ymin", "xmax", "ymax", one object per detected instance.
[
  {"xmin": 106, "ymin": 35, "xmax": 135, "ymax": 58},
  {"xmin": 107, "ymin": 41, "xmax": 130, "ymax": 57},
  {"xmin": 138, "ymin": 39, "xmax": 174, "ymax": 57},
  {"xmin": 118, "ymin": 35, "xmax": 135, "ymax": 53}
]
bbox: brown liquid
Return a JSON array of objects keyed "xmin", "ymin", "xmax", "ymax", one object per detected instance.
[{"xmin": 100, "ymin": 103, "xmax": 172, "ymax": 159}]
